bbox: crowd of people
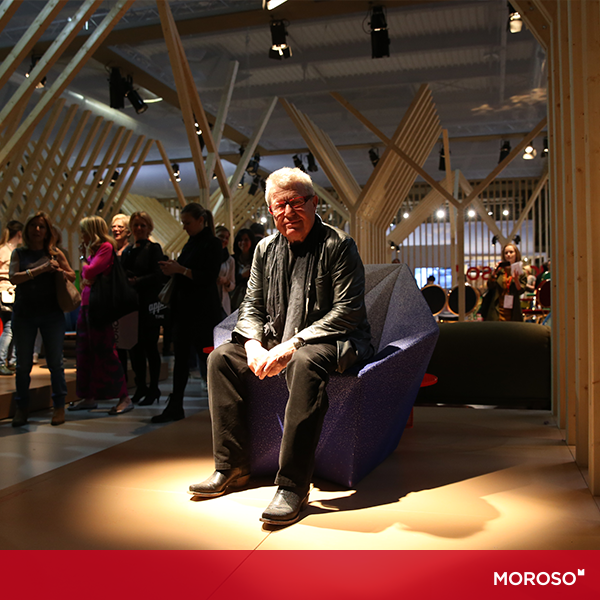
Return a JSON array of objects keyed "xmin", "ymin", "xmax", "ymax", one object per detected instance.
[{"xmin": 0, "ymin": 204, "xmax": 265, "ymax": 428}]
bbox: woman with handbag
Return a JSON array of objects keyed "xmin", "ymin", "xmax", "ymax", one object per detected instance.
[
  {"xmin": 120, "ymin": 211, "xmax": 166, "ymax": 405},
  {"xmin": 0, "ymin": 220, "xmax": 23, "ymax": 376},
  {"xmin": 68, "ymin": 216, "xmax": 133, "ymax": 416},
  {"xmin": 152, "ymin": 203, "xmax": 222, "ymax": 423},
  {"xmin": 8, "ymin": 213, "xmax": 75, "ymax": 427}
]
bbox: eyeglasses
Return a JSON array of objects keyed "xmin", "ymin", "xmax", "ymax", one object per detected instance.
[{"xmin": 268, "ymin": 195, "xmax": 313, "ymax": 216}]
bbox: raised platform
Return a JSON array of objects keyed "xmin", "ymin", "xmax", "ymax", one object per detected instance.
[{"xmin": 0, "ymin": 359, "xmax": 169, "ymax": 420}]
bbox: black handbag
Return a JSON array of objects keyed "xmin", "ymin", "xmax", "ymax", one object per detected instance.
[{"xmin": 89, "ymin": 250, "xmax": 138, "ymax": 327}]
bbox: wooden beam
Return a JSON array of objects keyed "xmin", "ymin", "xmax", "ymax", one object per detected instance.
[
  {"xmin": 24, "ymin": 103, "xmax": 80, "ymax": 215},
  {"xmin": 507, "ymin": 168, "xmax": 549, "ymax": 241},
  {"xmin": 462, "ymin": 118, "xmax": 548, "ymax": 207},
  {"xmin": 47, "ymin": 111, "xmax": 96, "ymax": 222},
  {"xmin": 0, "ymin": 0, "xmax": 20, "ymax": 36},
  {"xmin": 102, "ymin": 135, "xmax": 148, "ymax": 220},
  {"xmin": 8, "ymin": 99, "xmax": 66, "ymax": 221},
  {"xmin": 512, "ymin": 1, "xmax": 551, "ymax": 49},
  {"xmin": 155, "ymin": 139, "xmax": 187, "ymax": 209},
  {"xmin": 107, "ymin": 139, "xmax": 155, "ymax": 220},
  {"xmin": 331, "ymin": 90, "xmax": 458, "ymax": 209},
  {"xmin": 0, "ymin": 0, "xmax": 67, "ymax": 91},
  {"xmin": 0, "ymin": 0, "xmax": 134, "ymax": 166},
  {"xmin": 58, "ymin": 119, "xmax": 113, "ymax": 229},
  {"xmin": 0, "ymin": 0, "xmax": 103, "ymax": 133},
  {"xmin": 205, "ymin": 61, "xmax": 239, "ymax": 179},
  {"xmin": 156, "ymin": 0, "xmax": 209, "ymax": 199}
]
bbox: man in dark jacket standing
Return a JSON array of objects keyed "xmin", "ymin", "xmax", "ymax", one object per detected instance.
[{"xmin": 189, "ymin": 167, "xmax": 372, "ymax": 525}]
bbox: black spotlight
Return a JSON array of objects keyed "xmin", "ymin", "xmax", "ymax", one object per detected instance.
[
  {"xmin": 238, "ymin": 174, "xmax": 245, "ymax": 189},
  {"xmin": 269, "ymin": 20, "xmax": 292, "ymax": 60},
  {"xmin": 499, "ymin": 140, "xmax": 511, "ymax": 163},
  {"xmin": 369, "ymin": 6, "xmax": 390, "ymax": 59},
  {"xmin": 293, "ymin": 154, "xmax": 306, "ymax": 171},
  {"xmin": 513, "ymin": 234, "xmax": 521, "ymax": 245},
  {"xmin": 249, "ymin": 175, "xmax": 261, "ymax": 195},
  {"xmin": 246, "ymin": 152, "xmax": 260, "ymax": 175},
  {"xmin": 368, "ymin": 147, "xmax": 380, "ymax": 168},
  {"xmin": 491, "ymin": 235, "xmax": 499, "ymax": 246},
  {"xmin": 110, "ymin": 170, "xmax": 119, "ymax": 186},
  {"xmin": 123, "ymin": 76, "xmax": 148, "ymax": 114},
  {"xmin": 543, "ymin": 136, "xmax": 548, "ymax": 156},
  {"xmin": 438, "ymin": 146, "xmax": 445, "ymax": 171},
  {"xmin": 25, "ymin": 55, "xmax": 46, "ymax": 88},
  {"xmin": 171, "ymin": 163, "xmax": 181, "ymax": 182},
  {"xmin": 306, "ymin": 152, "xmax": 318, "ymax": 172}
]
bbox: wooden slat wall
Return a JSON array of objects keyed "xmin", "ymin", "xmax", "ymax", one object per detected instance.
[{"xmin": 515, "ymin": 0, "xmax": 600, "ymax": 495}]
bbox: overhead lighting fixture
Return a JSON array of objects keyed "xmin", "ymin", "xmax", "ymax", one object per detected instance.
[
  {"xmin": 438, "ymin": 146, "xmax": 445, "ymax": 171},
  {"xmin": 436, "ymin": 209, "xmax": 445, "ymax": 219},
  {"xmin": 25, "ymin": 55, "xmax": 46, "ymax": 88},
  {"xmin": 491, "ymin": 235, "xmax": 499, "ymax": 245},
  {"xmin": 368, "ymin": 148, "xmax": 380, "ymax": 168},
  {"xmin": 508, "ymin": 2, "xmax": 523, "ymax": 34},
  {"xmin": 403, "ymin": 212, "xmax": 410, "ymax": 219},
  {"xmin": 503, "ymin": 208, "xmax": 510, "ymax": 216},
  {"xmin": 369, "ymin": 6, "xmax": 390, "ymax": 59},
  {"xmin": 543, "ymin": 136, "xmax": 548, "ymax": 156},
  {"xmin": 261, "ymin": 216, "xmax": 268, "ymax": 224},
  {"xmin": 488, "ymin": 211, "xmax": 494, "ymax": 216},
  {"xmin": 246, "ymin": 152, "xmax": 260, "ymax": 175},
  {"xmin": 249, "ymin": 175, "xmax": 261, "ymax": 196},
  {"xmin": 306, "ymin": 152, "xmax": 318, "ymax": 172},
  {"xmin": 110, "ymin": 170, "xmax": 119, "ymax": 187},
  {"xmin": 108, "ymin": 67, "xmax": 148, "ymax": 114},
  {"xmin": 171, "ymin": 163, "xmax": 181, "ymax": 182},
  {"xmin": 269, "ymin": 20, "xmax": 292, "ymax": 60},
  {"xmin": 293, "ymin": 154, "xmax": 306, "ymax": 172},
  {"xmin": 513, "ymin": 234, "xmax": 521, "ymax": 245},
  {"xmin": 263, "ymin": 0, "xmax": 288, "ymax": 9},
  {"xmin": 523, "ymin": 145, "xmax": 537, "ymax": 160},
  {"xmin": 499, "ymin": 140, "xmax": 511, "ymax": 163},
  {"xmin": 467, "ymin": 209, "xmax": 476, "ymax": 218},
  {"xmin": 238, "ymin": 174, "xmax": 245, "ymax": 189}
]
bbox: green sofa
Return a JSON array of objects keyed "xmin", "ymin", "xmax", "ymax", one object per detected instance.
[{"xmin": 416, "ymin": 321, "xmax": 551, "ymax": 409}]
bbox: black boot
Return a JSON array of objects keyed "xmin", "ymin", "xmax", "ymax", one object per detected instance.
[
  {"xmin": 260, "ymin": 486, "xmax": 310, "ymax": 526},
  {"xmin": 150, "ymin": 395, "xmax": 184, "ymax": 423}
]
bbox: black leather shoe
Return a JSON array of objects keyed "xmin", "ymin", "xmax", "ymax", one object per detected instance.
[
  {"xmin": 131, "ymin": 387, "xmax": 149, "ymax": 404},
  {"xmin": 150, "ymin": 396, "xmax": 184, "ymax": 423},
  {"xmin": 139, "ymin": 387, "xmax": 161, "ymax": 406},
  {"xmin": 188, "ymin": 467, "xmax": 251, "ymax": 497},
  {"xmin": 260, "ymin": 486, "xmax": 309, "ymax": 525}
]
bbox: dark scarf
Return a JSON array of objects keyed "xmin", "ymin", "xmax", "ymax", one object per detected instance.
[{"xmin": 265, "ymin": 218, "xmax": 321, "ymax": 343}]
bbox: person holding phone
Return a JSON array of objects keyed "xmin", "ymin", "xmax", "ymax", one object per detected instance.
[{"xmin": 480, "ymin": 243, "xmax": 528, "ymax": 321}]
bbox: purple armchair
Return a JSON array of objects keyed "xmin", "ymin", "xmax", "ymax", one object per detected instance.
[{"xmin": 213, "ymin": 263, "xmax": 439, "ymax": 487}]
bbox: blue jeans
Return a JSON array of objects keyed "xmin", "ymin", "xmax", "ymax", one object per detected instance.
[
  {"xmin": 12, "ymin": 310, "xmax": 67, "ymax": 409},
  {"xmin": 0, "ymin": 310, "xmax": 13, "ymax": 366}
]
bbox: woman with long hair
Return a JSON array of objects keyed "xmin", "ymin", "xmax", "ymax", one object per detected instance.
[
  {"xmin": 120, "ymin": 211, "xmax": 165, "ymax": 405},
  {"xmin": 0, "ymin": 221, "xmax": 23, "ymax": 376},
  {"xmin": 230, "ymin": 228, "xmax": 256, "ymax": 312},
  {"xmin": 480, "ymin": 243, "xmax": 528, "ymax": 322},
  {"xmin": 8, "ymin": 213, "xmax": 75, "ymax": 426},
  {"xmin": 152, "ymin": 203, "xmax": 223, "ymax": 423},
  {"xmin": 68, "ymin": 216, "xmax": 133, "ymax": 415}
]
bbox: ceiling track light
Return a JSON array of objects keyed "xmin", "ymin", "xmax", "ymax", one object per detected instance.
[
  {"xmin": 306, "ymin": 152, "xmax": 318, "ymax": 172},
  {"xmin": 263, "ymin": 0, "xmax": 288, "ymax": 9},
  {"xmin": 499, "ymin": 140, "xmax": 511, "ymax": 163},
  {"xmin": 249, "ymin": 175, "xmax": 261, "ymax": 196},
  {"xmin": 246, "ymin": 152, "xmax": 261, "ymax": 175},
  {"xmin": 508, "ymin": 2, "xmax": 523, "ymax": 34},
  {"xmin": 543, "ymin": 136, "xmax": 549, "ymax": 156},
  {"xmin": 523, "ymin": 144, "xmax": 537, "ymax": 160},
  {"xmin": 171, "ymin": 163, "xmax": 181, "ymax": 182},
  {"xmin": 107, "ymin": 67, "xmax": 148, "ymax": 114},
  {"xmin": 293, "ymin": 154, "xmax": 306, "ymax": 172},
  {"xmin": 369, "ymin": 6, "xmax": 390, "ymax": 59},
  {"xmin": 269, "ymin": 20, "xmax": 292, "ymax": 60},
  {"xmin": 25, "ymin": 55, "xmax": 46, "ymax": 88},
  {"xmin": 368, "ymin": 147, "xmax": 380, "ymax": 168}
]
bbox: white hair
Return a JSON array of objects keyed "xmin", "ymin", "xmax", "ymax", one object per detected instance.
[
  {"xmin": 111, "ymin": 213, "xmax": 130, "ymax": 231},
  {"xmin": 265, "ymin": 167, "xmax": 314, "ymax": 206}
]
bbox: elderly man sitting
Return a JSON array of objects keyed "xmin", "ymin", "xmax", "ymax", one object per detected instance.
[{"xmin": 189, "ymin": 167, "xmax": 373, "ymax": 525}]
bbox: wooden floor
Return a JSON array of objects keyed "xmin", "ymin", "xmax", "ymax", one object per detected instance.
[{"xmin": 1, "ymin": 404, "xmax": 599, "ymax": 551}]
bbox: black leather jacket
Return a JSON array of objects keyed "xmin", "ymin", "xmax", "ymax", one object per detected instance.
[{"xmin": 233, "ymin": 218, "xmax": 373, "ymax": 373}]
